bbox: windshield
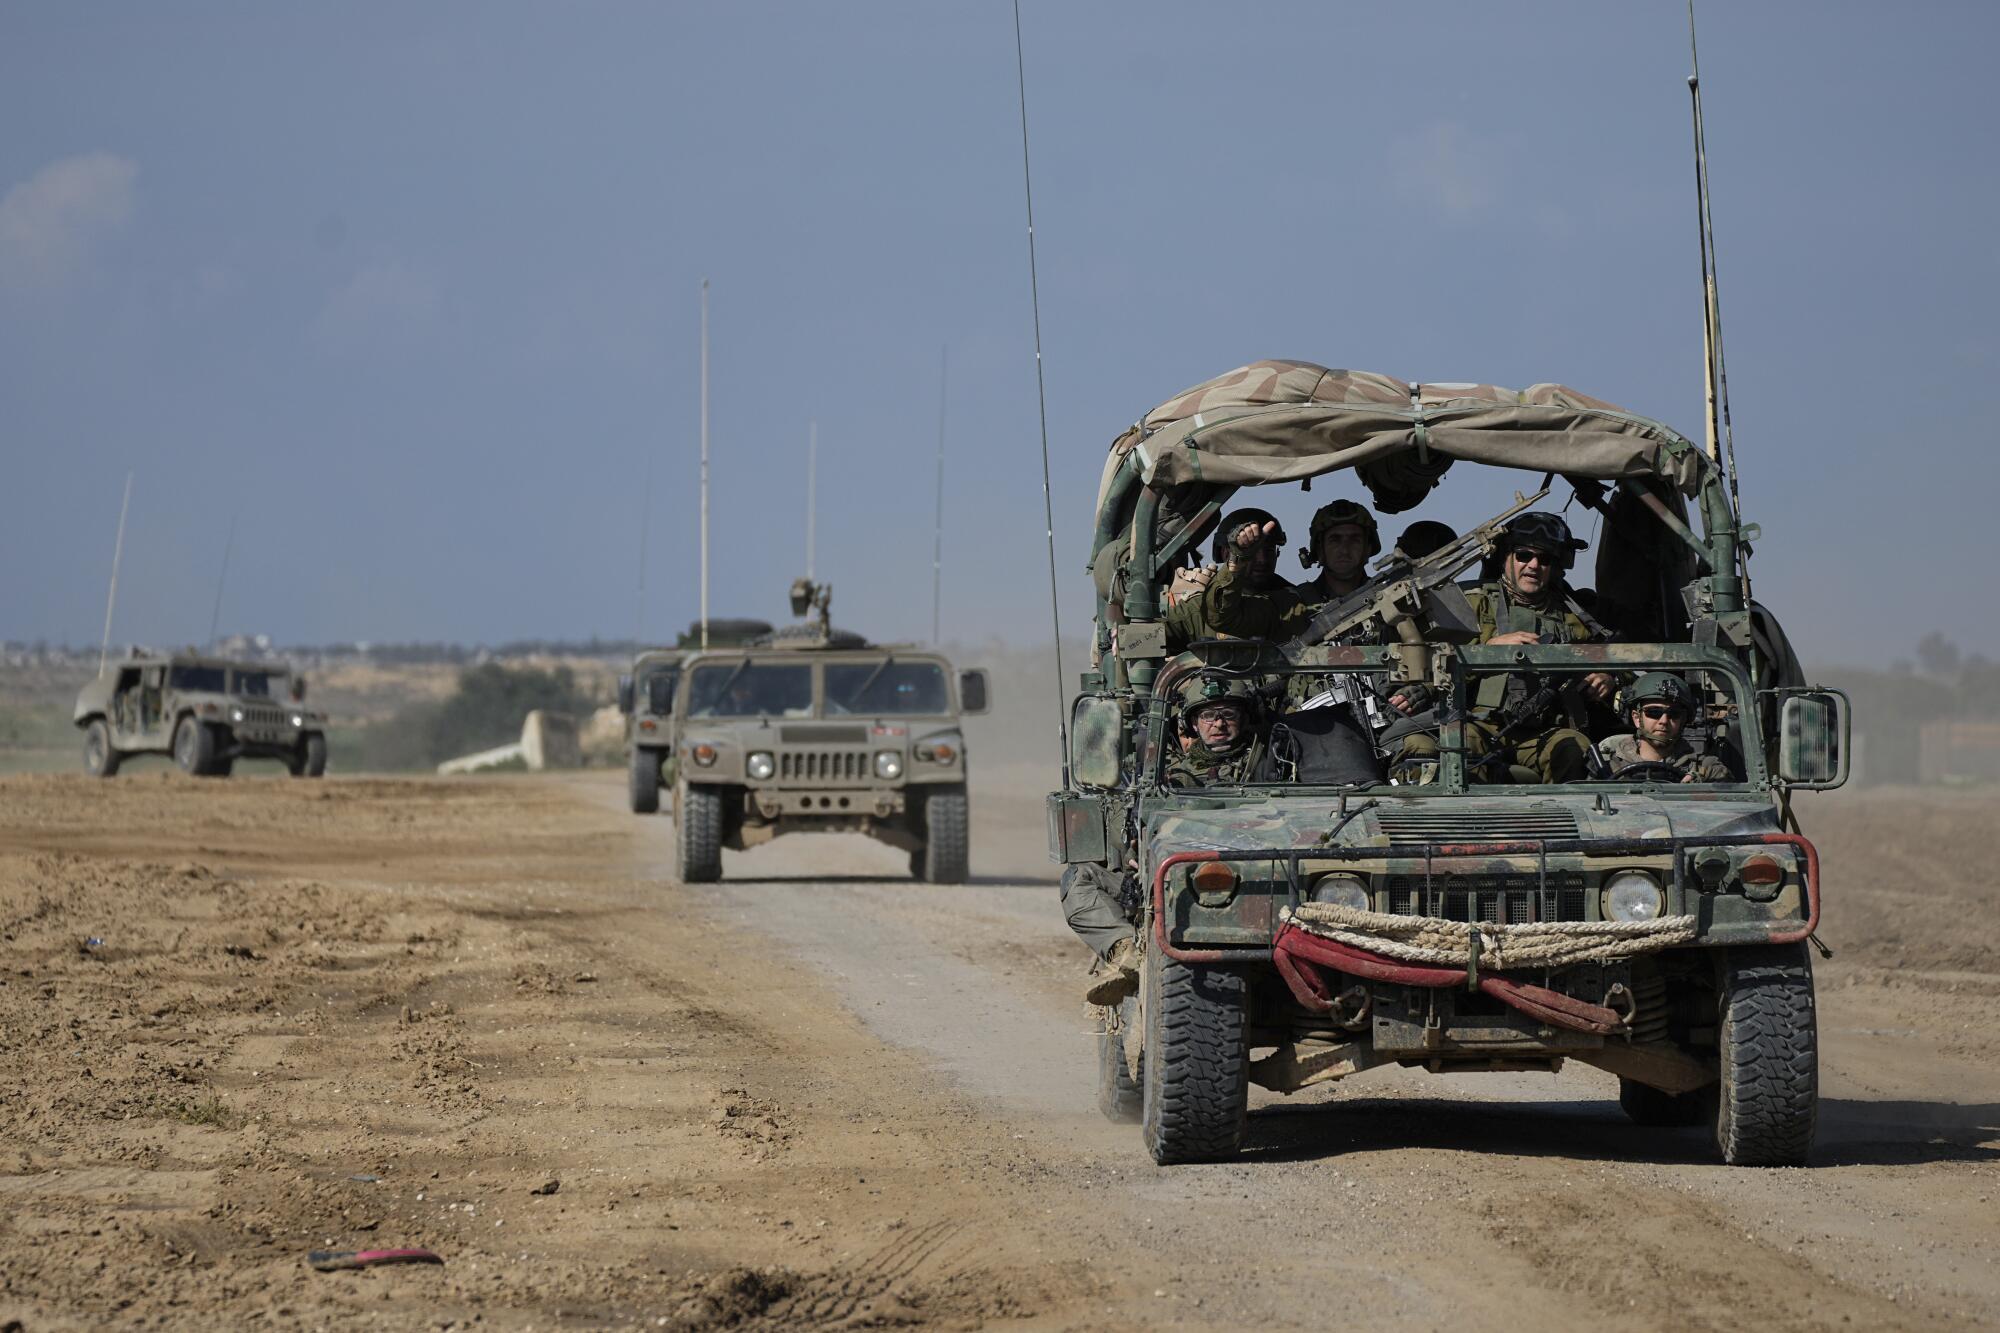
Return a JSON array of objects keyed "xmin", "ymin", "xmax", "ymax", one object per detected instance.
[
  {"xmin": 232, "ymin": 670, "xmax": 287, "ymax": 698},
  {"xmin": 169, "ymin": 665, "xmax": 226, "ymax": 692},
  {"xmin": 687, "ymin": 661, "xmax": 813, "ymax": 718},
  {"xmin": 824, "ymin": 661, "xmax": 948, "ymax": 715}
]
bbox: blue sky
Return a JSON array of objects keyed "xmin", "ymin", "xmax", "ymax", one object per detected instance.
[{"xmin": 3, "ymin": 2, "xmax": 1996, "ymax": 666}]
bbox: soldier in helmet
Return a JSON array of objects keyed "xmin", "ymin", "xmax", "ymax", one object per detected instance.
[
  {"xmin": 1395, "ymin": 511, "xmax": 1617, "ymax": 783},
  {"xmin": 1165, "ymin": 674, "xmax": 1270, "ymax": 788},
  {"xmin": 1162, "ymin": 506, "xmax": 1299, "ymax": 649},
  {"xmin": 1597, "ymin": 672, "xmax": 1735, "ymax": 782},
  {"xmin": 1189, "ymin": 497, "xmax": 1381, "ymax": 647},
  {"xmin": 1296, "ymin": 498, "xmax": 1380, "ymax": 604},
  {"xmin": 1388, "ymin": 519, "xmax": 1458, "ymax": 563}
]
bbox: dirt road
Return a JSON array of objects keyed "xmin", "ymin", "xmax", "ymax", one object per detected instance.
[{"xmin": 2, "ymin": 771, "xmax": 1996, "ymax": 1330}]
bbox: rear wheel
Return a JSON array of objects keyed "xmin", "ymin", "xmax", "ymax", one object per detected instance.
[
  {"xmin": 1097, "ymin": 993, "xmax": 1144, "ymax": 1123},
  {"xmin": 1714, "ymin": 943, "xmax": 1817, "ymax": 1166},
  {"xmin": 628, "ymin": 746, "xmax": 661, "ymax": 814},
  {"xmin": 173, "ymin": 716, "xmax": 215, "ymax": 776},
  {"xmin": 83, "ymin": 720, "xmax": 121, "ymax": 778},
  {"xmin": 1140, "ymin": 953, "xmax": 1249, "ymax": 1163},
  {"xmin": 915, "ymin": 785, "xmax": 969, "ymax": 884},
  {"xmin": 675, "ymin": 782, "xmax": 724, "ymax": 883},
  {"xmin": 1619, "ymin": 1077, "xmax": 1708, "ymax": 1127},
  {"xmin": 301, "ymin": 733, "xmax": 327, "ymax": 778}
]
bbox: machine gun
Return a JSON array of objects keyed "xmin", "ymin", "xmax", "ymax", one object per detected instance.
[{"xmin": 1278, "ymin": 480, "xmax": 1554, "ymax": 662}]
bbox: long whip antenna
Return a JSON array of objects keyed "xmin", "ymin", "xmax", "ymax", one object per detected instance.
[
  {"xmin": 931, "ymin": 346, "xmax": 947, "ymax": 646},
  {"xmin": 206, "ymin": 512, "xmax": 236, "ymax": 649},
  {"xmin": 1013, "ymin": 0, "xmax": 1071, "ymax": 785},
  {"xmin": 637, "ymin": 448, "xmax": 653, "ymax": 644},
  {"xmin": 806, "ymin": 419, "xmax": 817, "ymax": 581},
  {"xmin": 1687, "ymin": 2, "xmax": 1744, "ymax": 526},
  {"xmin": 699, "ymin": 277, "xmax": 710, "ymax": 650},
  {"xmin": 98, "ymin": 471, "xmax": 133, "ymax": 676}
]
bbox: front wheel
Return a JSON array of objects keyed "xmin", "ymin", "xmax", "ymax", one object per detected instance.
[
  {"xmin": 301, "ymin": 733, "xmax": 327, "ymax": 778},
  {"xmin": 914, "ymin": 785, "xmax": 969, "ymax": 884},
  {"xmin": 1140, "ymin": 952, "xmax": 1249, "ymax": 1163},
  {"xmin": 1714, "ymin": 943, "xmax": 1817, "ymax": 1166},
  {"xmin": 173, "ymin": 717, "xmax": 216, "ymax": 776},
  {"xmin": 84, "ymin": 720, "xmax": 122, "ymax": 778},
  {"xmin": 1097, "ymin": 993, "xmax": 1144, "ymax": 1123},
  {"xmin": 628, "ymin": 746, "xmax": 661, "ymax": 814},
  {"xmin": 675, "ymin": 782, "xmax": 724, "ymax": 883}
]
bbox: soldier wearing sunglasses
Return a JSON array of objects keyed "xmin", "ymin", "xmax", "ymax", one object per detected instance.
[{"xmin": 1597, "ymin": 672, "xmax": 1735, "ymax": 782}]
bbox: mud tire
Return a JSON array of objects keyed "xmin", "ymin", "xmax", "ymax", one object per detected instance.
[
  {"xmin": 915, "ymin": 785, "xmax": 969, "ymax": 884},
  {"xmin": 1096, "ymin": 993, "xmax": 1144, "ymax": 1123},
  {"xmin": 1140, "ymin": 954, "xmax": 1248, "ymax": 1163},
  {"xmin": 1714, "ymin": 943, "xmax": 1817, "ymax": 1166},
  {"xmin": 173, "ymin": 716, "xmax": 216, "ymax": 776},
  {"xmin": 1619, "ymin": 1077, "xmax": 1708, "ymax": 1127},
  {"xmin": 84, "ymin": 720, "xmax": 121, "ymax": 778},
  {"xmin": 628, "ymin": 746, "xmax": 661, "ymax": 814},
  {"xmin": 676, "ymin": 782, "xmax": 724, "ymax": 883},
  {"xmin": 211, "ymin": 756, "xmax": 235, "ymax": 778},
  {"xmin": 302, "ymin": 733, "xmax": 328, "ymax": 778}
]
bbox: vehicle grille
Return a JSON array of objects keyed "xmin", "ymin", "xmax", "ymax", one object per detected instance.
[
  {"xmin": 238, "ymin": 705, "xmax": 289, "ymax": 730},
  {"xmin": 1382, "ymin": 872, "xmax": 1590, "ymax": 924},
  {"xmin": 778, "ymin": 749, "xmax": 870, "ymax": 784},
  {"xmin": 1376, "ymin": 809, "xmax": 1579, "ymax": 843}
]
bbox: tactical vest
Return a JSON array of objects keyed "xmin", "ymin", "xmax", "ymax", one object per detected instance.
[
  {"xmin": 1466, "ymin": 582, "xmax": 1603, "ymax": 711},
  {"xmin": 1168, "ymin": 735, "xmax": 1267, "ymax": 787}
]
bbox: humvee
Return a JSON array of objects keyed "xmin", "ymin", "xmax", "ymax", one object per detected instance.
[
  {"xmin": 73, "ymin": 651, "xmax": 330, "ymax": 778},
  {"xmin": 618, "ymin": 620, "xmax": 773, "ymax": 815},
  {"xmin": 1051, "ymin": 362, "xmax": 1846, "ymax": 1167},
  {"xmin": 667, "ymin": 580, "xmax": 989, "ymax": 883}
]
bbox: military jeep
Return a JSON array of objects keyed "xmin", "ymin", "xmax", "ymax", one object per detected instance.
[
  {"xmin": 1051, "ymin": 362, "xmax": 1846, "ymax": 1167},
  {"xmin": 620, "ymin": 619, "xmax": 775, "ymax": 814},
  {"xmin": 73, "ymin": 651, "xmax": 330, "ymax": 778},
  {"xmin": 667, "ymin": 581, "xmax": 989, "ymax": 883}
]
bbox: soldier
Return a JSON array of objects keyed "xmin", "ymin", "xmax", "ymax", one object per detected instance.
[
  {"xmin": 1395, "ymin": 511, "xmax": 1616, "ymax": 783},
  {"xmin": 1597, "ymin": 672, "xmax": 1735, "ymax": 782},
  {"xmin": 1162, "ymin": 507, "xmax": 1296, "ymax": 649},
  {"xmin": 1189, "ymin": 497, "xmax": 1381, "ymax": 647},
  {"xmin": 1295, "ymin": 498, "xmax": 1380, "ymax": 605},
  {"xmin": 1066, "ymin": 861, "xmax": 1140, "ymax": 1004},
  {"xmin": 1164, "ymin": 675, "xmax": 1269, "ymax": 787},
  {"xmin": 1388, "ymin": 519, "xmax": 1458, "ymax": 563}
]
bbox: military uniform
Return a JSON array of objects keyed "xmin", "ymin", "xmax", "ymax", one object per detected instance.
[
  {"xmin": 1165, "ymin": 734, "xmax": 1268, "ymax": 788},
  {"xmin": 1597, "ymin": 733, "xmax": 1735, "ymax": 782}
]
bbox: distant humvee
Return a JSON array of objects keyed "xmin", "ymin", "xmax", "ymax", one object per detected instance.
[
  {"xmin": 662, "ymin": 580, "xmax": 989, "ymax": 883},
  {"xmin": 618, "ymin": 618, "xmax": 773, "ymax": 814},
  {"xmin": 73, "ymin": 651, "xmax": 330, "ymax": 778}
]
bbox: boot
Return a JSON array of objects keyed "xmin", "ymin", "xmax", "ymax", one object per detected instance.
[{"xmin": 1084, "ymin": 936, "xmax": 1140, "ymax": 1006}]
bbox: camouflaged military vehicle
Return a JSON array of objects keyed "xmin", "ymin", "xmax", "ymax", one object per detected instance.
[
  {"xmin": 1051, "ymin": 361, "xmax": 1846, "ymax": 1167},
  {"xmin": 619, "ymin": 620, "xmax": 773, "ymax": 815},
  {"xmin": 73, "ymin": 651, "xmax": 330, "ymax": 778},
  {"xmin": 666, "ymin": 580, "xmax": 989, "ymax": 883}
]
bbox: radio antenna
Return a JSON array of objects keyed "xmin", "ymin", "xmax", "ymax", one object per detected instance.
[
  {"xmin": 1013, "ymin": 0, "xmax": 1071, "ymax": 785},
  {"xmin": 637, "ymin": 448, "xmax": 653, "ymax": 644},
  {"xmin": 931, "ymin": 346, "xmax": 947, "ymax": 646},
  {"xmin": 1687, "ymin": 1, "xmax": 1744, "ymax": 529},
  {"xmin": 206, "ymin": 512, "xmax": 236, "ymax": 649},
  {"xmin": 699, "ymin": 277, "xmax": 711, "ymax": 650},
  {"xmin": 97, "ymin": 471, "xmax": 133, "ymax": 675},
  {"xmin": 806, "ymin": 419, "xmax": 817, "ymax": 581}
]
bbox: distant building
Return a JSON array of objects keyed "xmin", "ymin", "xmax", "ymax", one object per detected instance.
[{"xmin": 1919, "ymin": 720, "xmax": 2000, "ymax": 785}]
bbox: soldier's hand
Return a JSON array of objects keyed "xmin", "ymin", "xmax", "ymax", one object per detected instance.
[
  {"xmin": 1388, "ymin": 692, "xmax": 1414, "ymax": 715},
  {"xmin": 1227, "ymin": 520, "xmax": 1280, "ymax": 566},
  {"xmin": 1582, "ymin": 671, "xmax": 1615, "ymax": 702},
  {"xmin": 1488, "ymin": 630, "xmax": 1540, "ymax": 647}
]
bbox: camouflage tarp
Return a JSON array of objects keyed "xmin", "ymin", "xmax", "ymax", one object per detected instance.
[{"xmin": 1102, "ymin": 361, "xmax": 1706, "ymax": 515}]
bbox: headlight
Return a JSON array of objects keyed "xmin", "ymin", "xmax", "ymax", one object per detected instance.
[
  {"xmin": 290, "ymin": 714, "xmax": 304, "ymax": 728},
  {"xmin": 691, "ymin": 743, "xmax": 717, "ymax": 767},
  {"xmin": 230, "ymin": 707, "xmax": 245, "ymax": 723},
  {"xmin": 746, "ymin": 752, "xmax": 775, "ymax": 781},
  {"xmin": 1602, "ymin": 871, "xmax": 1664, "ymax": 922},
  {"xmin": 914, "ymin": 734, "xmax": 961, "ymax": 763},
  {"xmin": 1311, "ymin": 874, "xmax": 1370, "ymax": 912},
  {"xmin": 874, "ymin": 751, "xmax": 903, "ymax": 779}
]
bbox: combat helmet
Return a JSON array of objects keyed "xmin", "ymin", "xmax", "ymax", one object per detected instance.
[
  {"xmin": 1175, "ymin": 672, "xmax": 1262, "ymax": 737},
  {"xmin": 1389, "ymin": 519, "xmax": 1458, "ymax": 563},
  {"xmin": 1298, "ymin": 499, "xmax": 1381, "ymax": 568},
  {"xmin": 1498, "ymin": 511, "xmax": 1589, "ymax": 570},
  {"xmin": 1622, "ymin": 671, "xmax": 1696, "ymax": 717},
  {"xmin": 1210, "ymin": 508, "xmax": 1287, "ymax": 564}
]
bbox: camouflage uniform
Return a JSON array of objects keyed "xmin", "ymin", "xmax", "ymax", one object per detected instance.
[
  {"xmin": 1165, "ymin": 734, "xmax": 1268, "ymax": 788},
  {"xmin": 1597, "ymin": 733, "xmax": 1735, "ymax": 782}
]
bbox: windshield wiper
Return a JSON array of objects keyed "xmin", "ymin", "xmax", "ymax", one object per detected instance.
[{"xmin": 844, "ymin": 654, "xmax": 893, "ymax": 709}]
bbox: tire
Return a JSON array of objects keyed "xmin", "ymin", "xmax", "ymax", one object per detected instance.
[
  {"xmin": 628, "ymin": 747, "xmax": 661, "ymax": 814},
  {"xmin": 1714, "ymin": 943, "xmax": 1817, "ymax": 1166},
  {"xmin": 915, "ymin": 785, "xmax": 969, "ymax": 884},
  {"xmin": 302, "ymin": 733, "xmax": 327, "ymax": 778},
  {"xmin": 83, "ymin": 720, "xmax": 121, "ymax": 778},
  {"xmin": 211, "ymin": 757, "xmax": 235, "ymax": 778},
  {"xmin": 1619, "ymin": 1077, "xmax": 1708, "ymax": 1127},
  {"xmin": 173, "ymin": 716, "xmax": 215, "ymax": 776},
  {"xmin": 675, "ymin": 782, "xmax": 725, "ymax": 883},
  {"xmin": 1097, "ymin": 993, "xmax": 1144, "ymax": 1123},
  {"xmin": 1140, "ymin": 953, "xmax": 1249, "ymax": 1163}
]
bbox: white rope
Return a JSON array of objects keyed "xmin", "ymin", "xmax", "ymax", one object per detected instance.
[{"xmin": 1285, "ymin": 902, "xmax": 1698, "ymax": 970}]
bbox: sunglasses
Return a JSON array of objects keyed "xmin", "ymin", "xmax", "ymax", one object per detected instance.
[
  {"xmin": 1509, "ymin": 546, "xmax": 1557, "ymax": 566},
  {"xmin": 1637, "ymin": 705, "xmax": 1688, "ymax": 722}
]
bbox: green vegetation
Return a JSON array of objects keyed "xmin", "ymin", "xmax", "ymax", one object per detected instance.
[
  {"xmin": 168, "ymin": 1095, "xmax": 235, "ymax": 1128},
  {"xmin": 345, "ymin": 662, "xmax": 598, "ymax": 771}
]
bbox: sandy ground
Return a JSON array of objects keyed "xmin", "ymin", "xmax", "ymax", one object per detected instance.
[{"xmin": 1, "ymin": 771, "xmax": 1996, "ymax": 1331}]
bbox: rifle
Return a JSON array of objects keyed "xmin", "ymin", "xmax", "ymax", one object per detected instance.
[{"xmin": 1279, "ymin": 480, "xmax": 1553, "ymax": 661}]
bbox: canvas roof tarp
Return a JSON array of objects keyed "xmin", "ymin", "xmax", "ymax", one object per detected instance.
[{"xmin": 1101, "ymin": 361, "xmax": 1707, "ymax": 515}]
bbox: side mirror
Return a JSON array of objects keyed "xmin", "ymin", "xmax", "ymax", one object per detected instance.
[
  {"xmin": 616, "ymin": 675, "xmax": 635, "ymax": 715},
  {"xmin": 1776, "ymin": 689, "xmax": 1848, "ymax": 788},
  {"xmin": 958, "ymin": 669, "xmax": 990, "ymax": 716},
  {"xmin": 291, "ymin": 675, "xmax": 308, "ymax": 702},
  {"xmin": 1069, "ymin": 694, "xmax": 1125, "ymax": 789},
  {"xmin": 647, "ymin": 673, "xmax": 676, "ymax": 715}
]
